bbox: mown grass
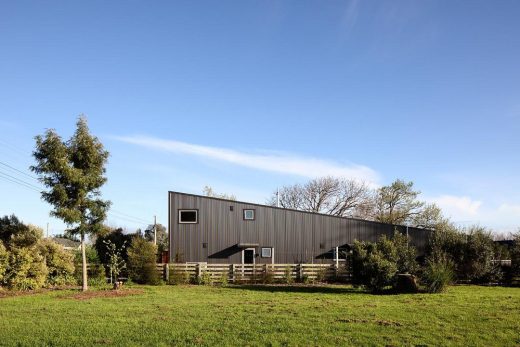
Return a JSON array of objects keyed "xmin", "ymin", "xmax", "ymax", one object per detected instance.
[{"xmin": 0, "ymin": 284, "xmax": 519, "ymax": 346}]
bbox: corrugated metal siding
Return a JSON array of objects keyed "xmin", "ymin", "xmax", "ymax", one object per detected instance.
[{"xmin": 169, "ymin": 192, "xmax": 431, "ymax": 263}]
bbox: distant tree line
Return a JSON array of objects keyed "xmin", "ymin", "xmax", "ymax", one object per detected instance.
[
  {"xmin": 268, "ymin": 176, "xmax": 519, "ymax": 292},
  {"xmin": 268, "ymin": 177, "xmax": 447, "ymax": 229}
]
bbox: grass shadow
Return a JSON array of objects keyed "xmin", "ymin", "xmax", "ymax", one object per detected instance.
[{"xmin": 226, "ymin": 284, "xmax": 367, "ymax": 295}]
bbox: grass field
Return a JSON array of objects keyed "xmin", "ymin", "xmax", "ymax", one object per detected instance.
[{"xmin": 0, "ymin": 284, "xmax": 519, "ymax": 346}]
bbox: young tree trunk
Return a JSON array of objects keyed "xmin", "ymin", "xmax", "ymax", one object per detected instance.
[{"xmin": 81, "ymin": 233, "xmax": 88, "ymax": 291}]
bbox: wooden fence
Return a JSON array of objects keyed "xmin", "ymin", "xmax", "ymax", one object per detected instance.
[{"xmin": 156, "ymin": 263, "xmax": 352, "ymax": 284}]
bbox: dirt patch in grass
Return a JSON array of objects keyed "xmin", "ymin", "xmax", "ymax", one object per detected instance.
[
  {"xmin": 0, "ymin": 288, "xmax": 51, "ymax": 299},
  {"xmin": 61, "ymin": 289, "xmax": 144, "ymax": 300},
  {"xmin": 337, "ymin": 318, "xmax": 403, "ymax": 327}
]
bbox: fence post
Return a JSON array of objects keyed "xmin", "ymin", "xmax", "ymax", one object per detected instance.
[
  {"xmin": 231, "ymin": 264, "xmax": 235, "ymax": 284},
  {"xmin": 196, "ymin": 263, "xmax": 201, "ymax": 281},
  {"xmin": 298, "ymin": 263, "xmax": 304, "ymax": 282},
  {"xmin": 164, "ymin": 263, "xmax": 169, "ymax": 282}
]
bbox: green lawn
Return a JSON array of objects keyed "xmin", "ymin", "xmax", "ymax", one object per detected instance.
[{"xmin": 0, "ymin": 285, "xmax": 519, "ymax": 346}]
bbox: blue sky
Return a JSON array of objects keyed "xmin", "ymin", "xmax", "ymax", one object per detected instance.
[{"xmin": 0, "ymin": 1, "xmax": 519, "ymax": 234}]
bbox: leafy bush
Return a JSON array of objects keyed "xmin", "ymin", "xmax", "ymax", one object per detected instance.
[
  {"xmin": 3, "ymin": 247, "xmax": 48, "ymax": 290},
  {"xmin": 0, "ymin": 215, "xmax": 42, "ymax": 248},
  {"xmin": 0, "ymin": 242, "xmax": 8, "ymax": 283},
  {"xmin": 127, "ymin": 237, "xmax": 159, "ymax": 285},
  {"xmin": 87, "ymin": 265, "xmax": 107, "ymax": 287},
  {"xmin": 392, "ymin": 231, "xmax": 418, "ymax": 274},
  {"xmin": 301, "ymin": 274, "xmax": 311, "ymax": 284},
  {"xmin": 9, "ymin": 225, "xmax": 43, "ymax": 249},
  {"xmin": 428, "ymin": 225, "xmax": 498, "ymax": 283},
  {"xmin": 218, "ymin": 272, "xmax": 228, "ymax": 286},
  {"xmin": 197, "ymin": 271, "xmax": 212, "ymax": 285},
  {"xmin": 422, "ymin": 256, "xmax": 454, "ymax": 293},
  {"xmin": 37, "ymin": 239, "xmax": 75, "ymax": 286},
  {"xmin": 169, "ymin": 268, "xmax": 191, "ymax": 285},
  {"xmin": 283, "ymin": 266, "xmax": 294, "ymax": 284},
  {"xmin": 511, "ymin": 233, "xmax": 520, "ymax": 283},
  {"xmin": 352, "ymin": 231, "xmax": 419, "ymax": 292},
  {"xmin": 262, "ymin": 267, "xmax": 275, "ymax": 284},
  {"xmin": 315, "ymin": 268, "xmax": 326, "ymax": 283},
  {"xmin": 94, "ymin": 228, "xmax": 132, "ymax": 266},
  {"xmin": 74, "ymin": 246, "xmax": 105, "ymax": 284},
  {"xmin": 364, "ymin": 252, "xmax": 398, "ymax": 292},
  {"xmin": 103, "ymin": 239, "xmax": 127, "ymax": 284}
]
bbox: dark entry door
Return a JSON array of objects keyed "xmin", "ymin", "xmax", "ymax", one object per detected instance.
[{"xmin": 244, "ymin": 249, "xmax": 255, "ymax": 264}]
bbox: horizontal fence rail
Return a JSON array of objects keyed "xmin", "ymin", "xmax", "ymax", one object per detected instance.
[{"xmin": 162, "ymin": 263, "xmax": 352, "ymax": 284}]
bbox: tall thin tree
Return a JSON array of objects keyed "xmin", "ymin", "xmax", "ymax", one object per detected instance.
[{"xmin": 31, "ymin": 116, "xmax": 110, "ymax": 291}]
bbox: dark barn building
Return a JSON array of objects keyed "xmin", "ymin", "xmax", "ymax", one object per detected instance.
[{"xmin": 168, "ymin": 191, "xmax": 430, "ymax": 264}]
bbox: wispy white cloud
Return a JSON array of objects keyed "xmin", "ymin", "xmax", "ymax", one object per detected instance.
[
  {"xmin": 113, "ymin": 135, "xmax": 380, "ymax": 184},
  {"xmin": 430, "ymin": 195, "xmax": 482, "ymax": 219},
  {"xmin": 429, "ymin": 195, "xmax": 520, "ymax": 232}
]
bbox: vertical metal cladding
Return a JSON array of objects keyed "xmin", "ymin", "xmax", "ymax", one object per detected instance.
[{"xmin": 169, "ymin": 192, "xmax": 431, "ymax": 264}]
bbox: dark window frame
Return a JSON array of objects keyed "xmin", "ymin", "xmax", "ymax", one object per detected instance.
[
  {"xmin": 243, "ymin": 209, "xmax": 256, "ymax": 221},
  {"xmin": 178, "ymin": 209, "xmax": 199, "ymax": 224}
]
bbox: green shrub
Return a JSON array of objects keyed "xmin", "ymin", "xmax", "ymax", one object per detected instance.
[
  {"xmin": 0, "ymin": 215, "xmax": 42, "ymax": 249},
  {"xmin": 512, "ymin": 233, "xmax": 520, "ymax": 283},
  {"xmin": 422, "ymin": 256, "xmax": 454, "ymax": 293},
  {"xmin": 392, "ymin": 231, "xmax": 418, "ymax": 274},
  {"xmin": 9, "ymin": 225, "xmax": 43, "ymax": 249},
  {"xmin": 37, "ymin": 239, "xmax": 75, "ymax": 286},
  {"xmin": 169, "ymin": 268, "xmax": 191, "ymax": 285},
  {"xmin": 315, "ymin": 268, "xmax": 326, "ymax": 283},
  {"xmin": 218, "ymin": 272, "xmax": 229, "ymax": 287},
  {"xmin": 3, "ymin": 247, "xmax": 48, "ymax": 290},
  {"xmin": 283, "ymin": 266, "xmax": 294, "ymax": 284},
  {"xmin": 352, "ymin": 232, "xmax": 418, "ymax": 292},
  {"xmin": 0, "ymin": 242, "xmax": 8, "ymax": 283},
  {"xmin": 127, "ymin": 237, "xmax": 159, "ymax": 285},
  {"xmin": 364, "ymin": 252, "xmax": 398, "ymax": 292},
  {"xmin": 262, "ymin": 267, "xmax": 275, "ymax": 284},
  {"xmin": 103, "ymin": 239, "xmax": 127, "ymax": 284},
  {"xmin": 197, "ymin": 271, "xmax": 212, "ymax": 285},
  {"xmin": 95, "ymin": 228, "xmax": 132, "ymax": 266},
  {"xmin": 428, "ymin": 225, "xmax": 498, "ymax": 283}
]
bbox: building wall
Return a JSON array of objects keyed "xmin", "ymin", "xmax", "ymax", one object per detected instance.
[{"xmin": 169, "ymin": 192, "xmax": 430, "ymax": 264}]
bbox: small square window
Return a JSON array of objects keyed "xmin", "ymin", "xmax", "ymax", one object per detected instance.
[
  {"xmin": 178, "ymin": 209, "xmax": 198, "ymax": 224},
  {"xmin": 261, "ymin": 247, "xmax": 272, "ymax": 258},
  {"xmin": 243, "ymin": 209, "xmax": 255, "ymax": 220},
  {"xmin": 230, "ymin": 206, "xmax": 234, "ymax": 211}
]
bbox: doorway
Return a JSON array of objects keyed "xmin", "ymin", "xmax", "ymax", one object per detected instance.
[{"xmin": 243, "ymin": 248, "xmax": 255, "ymax": 264}]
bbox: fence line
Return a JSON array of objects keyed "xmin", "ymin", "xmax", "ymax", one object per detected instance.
[{"xmin": 162, "ymin": 263, "xmax": 351, "ymax": 284}]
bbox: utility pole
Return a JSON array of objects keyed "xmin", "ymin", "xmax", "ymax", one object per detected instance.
[
  {"xmin": 276, "ymin": 188, "xmax": 280, "ymax": 207},
  {"xmin": 154, "ymin": 215, "xmax": 157, "ymax": 246},
  {"xmin": 46, "ymin": 223, "xmax": 49, "ymax": 238}
]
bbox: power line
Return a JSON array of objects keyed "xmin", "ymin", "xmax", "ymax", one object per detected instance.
[
  {"xmin": 0, "ymin": 159, "xmax": 152, "ymax": 227},
  {"xmin": 109, "ymin": 212, "xmax": 149, "ymax": 225},
  {"xmin": 0, "ymin": 161, "xmax": 39, "ymax": 181},
  {"xmin": 0, "ymin": 139, "xmax": 32, "ymax": 157},
  {"xmin": 107, "ymin": 213, "xmax": 147, "ymax": 226},
  {"xmin": 0, "ymin": 168, "xmax": 42, "ymax": 190},
  {"xmin": 110, "ymin": 209, "xmax": 150, "ymax": 224},
  {"xmin": 0, "ymin": 170, "xmax": 42, "ymax": 192}
]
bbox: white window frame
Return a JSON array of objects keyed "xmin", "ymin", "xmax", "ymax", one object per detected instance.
[
  {"xmin": 261, "ymin": 247, "xmax": 272, "ymax": 258},
  {"xmin": 243, "ymin": 209, "xmax": 255, "ymax": 220},
  {"xmin": 242, "ymin": 248, "xmax": 256, "ymax": 265},
  {"xmin": 178, "ymin": 209, "xmax": 198, "ymax": 224}
]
